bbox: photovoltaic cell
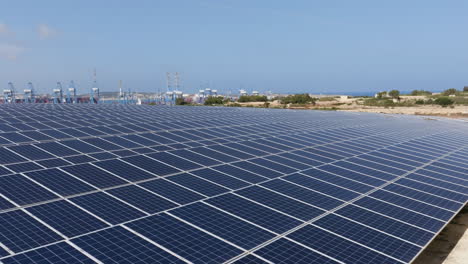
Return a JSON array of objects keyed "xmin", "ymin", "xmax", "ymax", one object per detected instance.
[
  {"xmin": 0, "ymin": 210, "xmax": 62, "ymax": 252},
  {"xmin": 72, "ymin": 226, "xmax": 185, "ymax": 264},
  {"xmin": 288, "ymin": 225, "xmax": 399, "ymax": 264},
  {"xmin": 70, "ymin": 192, "xmax": 146, "ymax": 225},
  {"xmin": 26, "ymin": 200, "xmax": 108, "ymax": 237},
  {"xmin": 170, "ymin": 202, "xmax": 275, "ymax": 249},
  {"xmin": 1, "ymin": 242, "xmax": 95, "ymax": 264},
  {"xmin": 126, "ymin": 213, "xmax": 243, "ymax": 264},
  {"xmin": 206, "ymin": 193, "xmax": 302, "ymax": 233}
]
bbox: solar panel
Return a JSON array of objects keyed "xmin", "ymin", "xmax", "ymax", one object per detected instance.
[{"xmin": 0, "ymin": 104, "xmax": 467, "ymax": 263}]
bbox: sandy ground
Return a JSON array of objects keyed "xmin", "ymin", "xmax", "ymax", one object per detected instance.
[
  {"xmin": 339, "ymin": 106, "xmax": 468, "ymax": 119},
  {"xmin": 413, "ymin": 206, "xmax": 468, "ymax": 264},
  {"xmin": 237, "ymin": 101, "xmax": 468, "ymax": 119}
]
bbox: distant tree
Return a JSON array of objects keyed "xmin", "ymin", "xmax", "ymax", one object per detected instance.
[
  {"xmin": 281, "ymin": 94, "xmax": 316, "ymax": 104},
  {"xmin": 175, "ymin": 98, "xmax": 188, "ymax": 105},
  {"xmin": 410, "ymin": 90, "xmax": 432, "ymax": 96},
  {"xmin": 376, "ymin": 91, "xmax": 387, "ymax": 99},
  {"xmin": 204, "ymin": 96, "xmax": 224, "ymax": 105},
  {"xmin": 442, "ymin": 88, "xmax": 458, "ymax": 96},
  {"xmin": 434, "ymin": 97, "xmax": 454, "ymax": 107},
  {"xmin": 388, "ymin": 90, "xmax": 400, "ymax": 99},
  {"xmin": 464, "ymin": 86, "xmax": 468, "ymax": 92},
  {"xmin": 238, "ymin": 95, "xmax": 268, "ymax": 102}
]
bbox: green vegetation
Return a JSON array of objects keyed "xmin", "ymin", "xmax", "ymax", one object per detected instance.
[
  {"xmin": 388, "ymin": 90, "xmax": 400, "ymax": 99},
  {"xmin": 464, "ymin": 86, "xmax": 468, "ymax": 92},
  {"xmin": 280, "ymin": 94, "xmax": 316, "ymax": 105},
  {"xmin": 237, "ymin": 95, "xmax": 268, "ymax": 102},
  {"xmin": 363, "ymin": 98, "xmax": 395, "ymax": 107},
  {"xmin": 410, "ymin": 90, "xmax": 432, "ymax": 96},
  {"xmin": 203, "ymin": 96, "xmax": 224, "ymax": 105},
  {"xmin": 318, "ymin": 97, "xmax": 336, "ymax": 101},
  {"xmin": 434, "ymin": 97, "xmax": 454, "ymax": 107},
  {"xmin": 442, "ymin": 88, "xmax": 459, "ymax": 96},
  {"xmin": 175, "ymin": 98, "xmax": 189, "ymax": 105}
]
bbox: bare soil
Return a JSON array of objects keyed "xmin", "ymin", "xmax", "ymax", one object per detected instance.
[{"xmin": 413, "ymin": 206, "xmax": 468, "ymax": 264}]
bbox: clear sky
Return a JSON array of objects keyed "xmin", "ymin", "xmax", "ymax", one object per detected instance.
[{"xmin": 1, "ymin": 0, "xmax": 468, "ymax": 94}]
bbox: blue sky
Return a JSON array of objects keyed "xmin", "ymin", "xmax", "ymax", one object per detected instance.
[{"xmin": 1, "ymin": 0, "xmax": 468, "ymax": 94}]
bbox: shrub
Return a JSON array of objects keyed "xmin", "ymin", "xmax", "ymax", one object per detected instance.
[
  {"xmin": 204, "ymin": 96, "xmax": 224, "ymax": 105},
  {"xmin": 411, "ymin": 90, "xmax": 432, "ymax": 96},
  {"xmin": 388, "ymin": 90, "xmax": 400, "ymax": 99},
  {"xmin": 434, "ymin": 97, "xmax": 454, "ymax": 107},
  {"xmin": 238, "ymin": 95, "xmax": 268, "ymax": 102},
  {"xmin": 175, "ymin": 98, "xmax": 188, "ymax": 105},
  {"xmin": 442, "ymin": 88, "xmax": 458, "ymax": 96},
  {"xmin": 281, "ymin": 94, "xmax": 316, "ymax": 104}
]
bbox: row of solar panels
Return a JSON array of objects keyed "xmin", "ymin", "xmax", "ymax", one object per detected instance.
[
  {"xmin": 0, "ymin": 105, "xmax": 349, "ymax": 126},
  {"xmin": 0, "ymin": 105, "xmax": 467, "ymax": 263},
  {"xmin": 0, "ymin": 127, "xmax": 467, "ymax": 262}
]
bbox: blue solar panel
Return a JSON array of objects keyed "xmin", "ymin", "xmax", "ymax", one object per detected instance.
[
  {"xmin": 212, "ymin": 164, "xmax": 267, "ymax": 183},
  {"xmin": 170, "ymin": 202, "xmax": 275, "ymax": 249},
  {"xmin": 59, "ymin": 140, "xmax": 102, "ymax": 153},
  {"xmin": 191, "ymin": 168, "xmax": 250, "ymax": 190},
  {"xmin": 62, "ymin": 164, "xmax": 127, "ymax": 188},
  {"xmin": 236, "ymin": 186, "xmax": 324, "ymax": 221},
  {"xmin": 25, "ymin": 168, "xmax": 96, "ymax": 196},
  {"xmin": 254, "ymin": 238, "xmax": 338, "ymax": 264},
  {"xmin": 288, "ymin": 225, "xmax": 400, "ymax": 264},
  {"xmin": 81, "ymin": 137, "xmax": 122, "ymax": 151},
  {"xmin": 1, "ymin": 242, "xmax": 95, "ymax": 264},
  {"xmin": 335, "ymin": 205, "xmax": 434, "ymax": 246},
  {"xmin": 190, "ymin": 147, "xmax": 238, "ymax": 162},
  {"xmin": 93, "ymin": 159, "xmax": 155, "ymax": 182},
  {"xmin": 0, "ymin": 196, "xmax": 15, "ymax": 210},
  {"xmin": 0, "ymin": 148, "xmax": 27, "ymax": 164},
  {"xmin": 232, "ymin": 254, "xmax": 269, "ymax": 264},
  {"xmin": 108, "ymin": 185, "xmax": 177, "ymax": 213},
  {"xmin": 169, "ymin": 149, "xmax": 221, "ymax": 166},
  {"xmin": 34, "ymin": 142, "xmax": 79, "ymax": 156},
  {"xmin": 353, "ymin": 196, "xmax": 445, "ymax": 232},
  {"xmin": 383, "ymin": 184, "xmax": 462, "ymax": 211},
  {"xmin": 231, "ymin": 161, "xmax": 283, "ymax": 179},
  {"xmin": 317, "ymin": 164, "xmax": 386, "ymax": 187},
  {"xmin": 126, "ymin": 213, "xmax": 243, "ymax": 264},
  {"xmin": 206, "ymin": 193, "xmax": 301, "ymax": 233},
  {"xmin": 37, "ymin": 158, "xmax": 71, "ymax": 168},
  {"xmin": 147, "ymin": 152, "xmax": 202, "ymax": 170},
  {"xmin": 72, "ymin": 226, "xmax": 185, "ymax": 264},
  {"xmin": 8, "ymin": 145, "xmax": 54, "ymax": 160},
  {"xmin": 140, "ymin": 179, "xmax": 205, "ymax": 205},
  {"xmin": 284, "ymin": 173, "xmax": 360, "ymax": 201},
  {"xmin": 26, "ymin": 200, "xmax": 108, "ymax": 237},
  {"xmin": 6, "ymin": 162, "xmax": 43, "ymax": 173},
  {"xmin": 167, "ymin": 173, "xmax": 229, "ymax": 196},
  {"xmin": 70, "ymin": 192, "xmax": 146, "ymax": 224},
  {"xmin": 0, "ymin": 210, "xmax": 62, "ymax": 252},
  {"xmin": 0, "ymin": 174, "xmax": 58, "ymax": 205},
  {"xmin": 369, "ymin": 189, "xmax": 454, "ymax": 221},
  {"xmin": 314, "ymin": 214, "xmax": 421, "ymax": 262},
  {"xmin": 261, "ymin": 179, "xmax": 345, "ymax": 210},
  {"xmin": 123, "ymin": 155, "xmax": 180, "ymax": 176}
]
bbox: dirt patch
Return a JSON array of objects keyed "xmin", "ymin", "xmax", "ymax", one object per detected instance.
[{"xmin": 413, "ymin": 206, "xmax": 468, "ymax": 264}]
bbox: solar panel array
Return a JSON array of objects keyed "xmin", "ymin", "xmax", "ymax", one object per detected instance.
[{"xmin": 0, "ymin": 104, "xmax": 467, "ymax": 264}]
